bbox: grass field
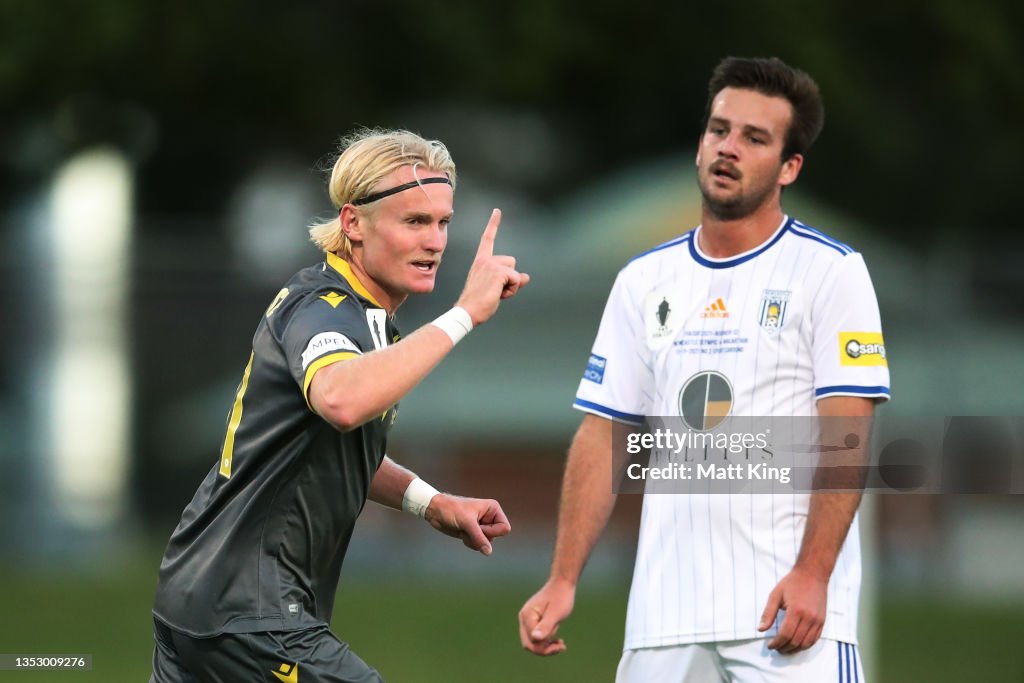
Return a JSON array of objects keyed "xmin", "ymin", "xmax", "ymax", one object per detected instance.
[{"xmin": 1, "ymin": 554, "xmax": 1022, "ymax": 681}]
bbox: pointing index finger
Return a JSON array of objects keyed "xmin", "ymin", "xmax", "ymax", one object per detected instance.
[{"xmin": 476, "ymin": 208, "xmax": 501, "ymax": 259}]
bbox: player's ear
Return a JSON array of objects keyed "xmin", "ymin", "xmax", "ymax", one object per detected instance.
[
  {"xmin": 340, "ymin": 204, "xmax": 366, "ymax": 244},
  {"xmin": 779, "ymin": 153, "xmax": 803, "ymax": 188}
]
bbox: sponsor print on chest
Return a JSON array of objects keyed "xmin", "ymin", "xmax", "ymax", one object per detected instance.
[{"xmin": 644, "ymin": 287, "xmax": 799, "ymax": 356}]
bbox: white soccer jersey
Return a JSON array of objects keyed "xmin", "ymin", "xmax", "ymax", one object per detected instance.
[{"xmin": 575, "ymin": 216, "xmax": 890, "ymax": 649}]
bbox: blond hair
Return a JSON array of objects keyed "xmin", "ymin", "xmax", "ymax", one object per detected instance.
[{"xmin": 308, "ymin": 128, "xmax": 457, "ymax": 256}]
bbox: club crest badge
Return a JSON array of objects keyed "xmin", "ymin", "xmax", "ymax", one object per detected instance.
[{"xmin": 758, "ymin": 289, "xmax": 791, "ymax": 331}]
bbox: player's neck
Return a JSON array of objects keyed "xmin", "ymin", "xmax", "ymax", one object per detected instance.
[
  {"xmin": 337, "ymin": 252, "xmax": 405, "ymax": 316},
  {"xmin": 698, "ymin": 204, "xmax": 786, "ymax": 259}
]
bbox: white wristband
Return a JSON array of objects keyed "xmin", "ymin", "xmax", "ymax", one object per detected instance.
[
  {"xmin": 430, "ymin": 306, "xmax": 474, "ymax": 346},
  {"xmin": 402, "ymin": 477, "xmax": 440, "ymax": 519}
]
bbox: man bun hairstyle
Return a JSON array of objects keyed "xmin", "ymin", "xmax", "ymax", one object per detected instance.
[
  {"xmin": 309, "ymin": 128, "xmax": 457, "ymax": 256},
  {"xmin": 705, "ymin": 57, "xmax": 824, "ymax": 160}
]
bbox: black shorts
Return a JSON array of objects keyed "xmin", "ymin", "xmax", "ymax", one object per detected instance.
[{"xmin": 150, "ymin": 618, "xmax": 384, "ymax": 683}]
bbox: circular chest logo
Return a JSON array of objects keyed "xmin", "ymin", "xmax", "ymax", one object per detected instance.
[{"xmin": 678, "ymin": 370, "xmax": 734, "ymax": 431}]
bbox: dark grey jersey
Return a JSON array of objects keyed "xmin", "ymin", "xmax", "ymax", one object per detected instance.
[{"xmin": 154, "ymin": 253, "xmax": 400, "ymax": 637}]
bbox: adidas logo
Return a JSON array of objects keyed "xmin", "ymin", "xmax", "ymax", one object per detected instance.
[{"xmin": 701, "ymin": 298, "xmax": 730, "ymax": 319}]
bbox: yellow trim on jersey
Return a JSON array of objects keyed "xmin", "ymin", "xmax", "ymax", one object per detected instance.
[
  {"xmin": 325, "ymin": 252, "xmax": 383, "ymax": 308},
  {"xmin": 265, "ymin": 287, "xmax": 290, "ymax": 318},
  {"xmin": 220, "ymin": 352, "xmax": 255, "ymax": 479},
  {"xmin": 318, "ymin": 291, "xmax": 348, "ymax": 308},
  {"xmin": 303, "ymin": 351, "xmax": 359, "ymax": 410},
  {"xmin": 839, "ymin": 332, "xmax": 888, "ymax": 367}
]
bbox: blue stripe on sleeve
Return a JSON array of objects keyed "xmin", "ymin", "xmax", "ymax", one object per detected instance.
[
  {"xmin": 627, "ymin": 233, "xmax": 692, "ymax": 265},
  {"xmin": 789, "ymin": 226, "xmax": 851, "ymax": 256},
  {"xmin": 572, "ymin": 398, "xmax": 645, "ymax": 425},
  {"xmin": 815, "ymin": 385, "xmax": 890, "ymax": 398},
  {"xmin": 791, "ymin": 220, "xmax": 854, "ymax": 254}
]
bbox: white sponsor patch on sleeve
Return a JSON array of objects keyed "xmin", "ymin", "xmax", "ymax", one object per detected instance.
[{"xmin": 301, "ymin": 332, "xmax": 361, "ymax": 370}]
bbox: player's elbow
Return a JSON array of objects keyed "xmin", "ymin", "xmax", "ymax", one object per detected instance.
[
  {"xmin": 310, "ymin": 387, "xmax": 364, "ymax": 432},
  {"xmin": 322, "ymin": 399, "xmax": 366, "ymax": 432},
  {"xmin": 308, "ymin": 363, "xmax": 369, "ymax": 431}
]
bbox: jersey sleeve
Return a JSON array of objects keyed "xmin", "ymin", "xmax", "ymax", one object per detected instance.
[
  {"xmin": 811, "ymin": 252, "xmax": 891, "ymax": 402},
  {"xmin": 573, "ymin": 269, "xmax": 653, "ymax": 424},
  {"xmin": 275, "ymin": 289, "xmax": 372, "ymax": 406}
]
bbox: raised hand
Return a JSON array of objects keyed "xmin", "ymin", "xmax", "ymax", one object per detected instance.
[{"xmin": 456, "ymin": 209, "xmax": 530, "ymax": 325}]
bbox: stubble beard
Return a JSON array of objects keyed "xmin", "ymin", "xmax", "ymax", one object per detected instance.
[{"xmin": 698, "ymin": 167, "xmax": 781, "ymax": 221}]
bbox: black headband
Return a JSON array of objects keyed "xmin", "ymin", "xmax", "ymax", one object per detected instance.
[{"xmin": 351, "ymin": 177, "xmax": 452, "ymax": 206}]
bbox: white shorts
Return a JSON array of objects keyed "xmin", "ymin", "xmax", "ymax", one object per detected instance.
[{"xmin": 615, "ymin": 638, "xmax": 864, "ymax": 683}]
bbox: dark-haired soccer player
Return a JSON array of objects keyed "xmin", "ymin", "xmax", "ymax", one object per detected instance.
[
  {"xmin": 151, "ymin": 129, "xmax": 529, "ymax": 683},
  {"xmin": 520, "ymin": 57, "xmax": 888, "ymax": 682}
]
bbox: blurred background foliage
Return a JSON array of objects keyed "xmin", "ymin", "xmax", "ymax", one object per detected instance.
[{"xmin": 3, "ymin": 0, "xmax": 1023, "ymax": 236}]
